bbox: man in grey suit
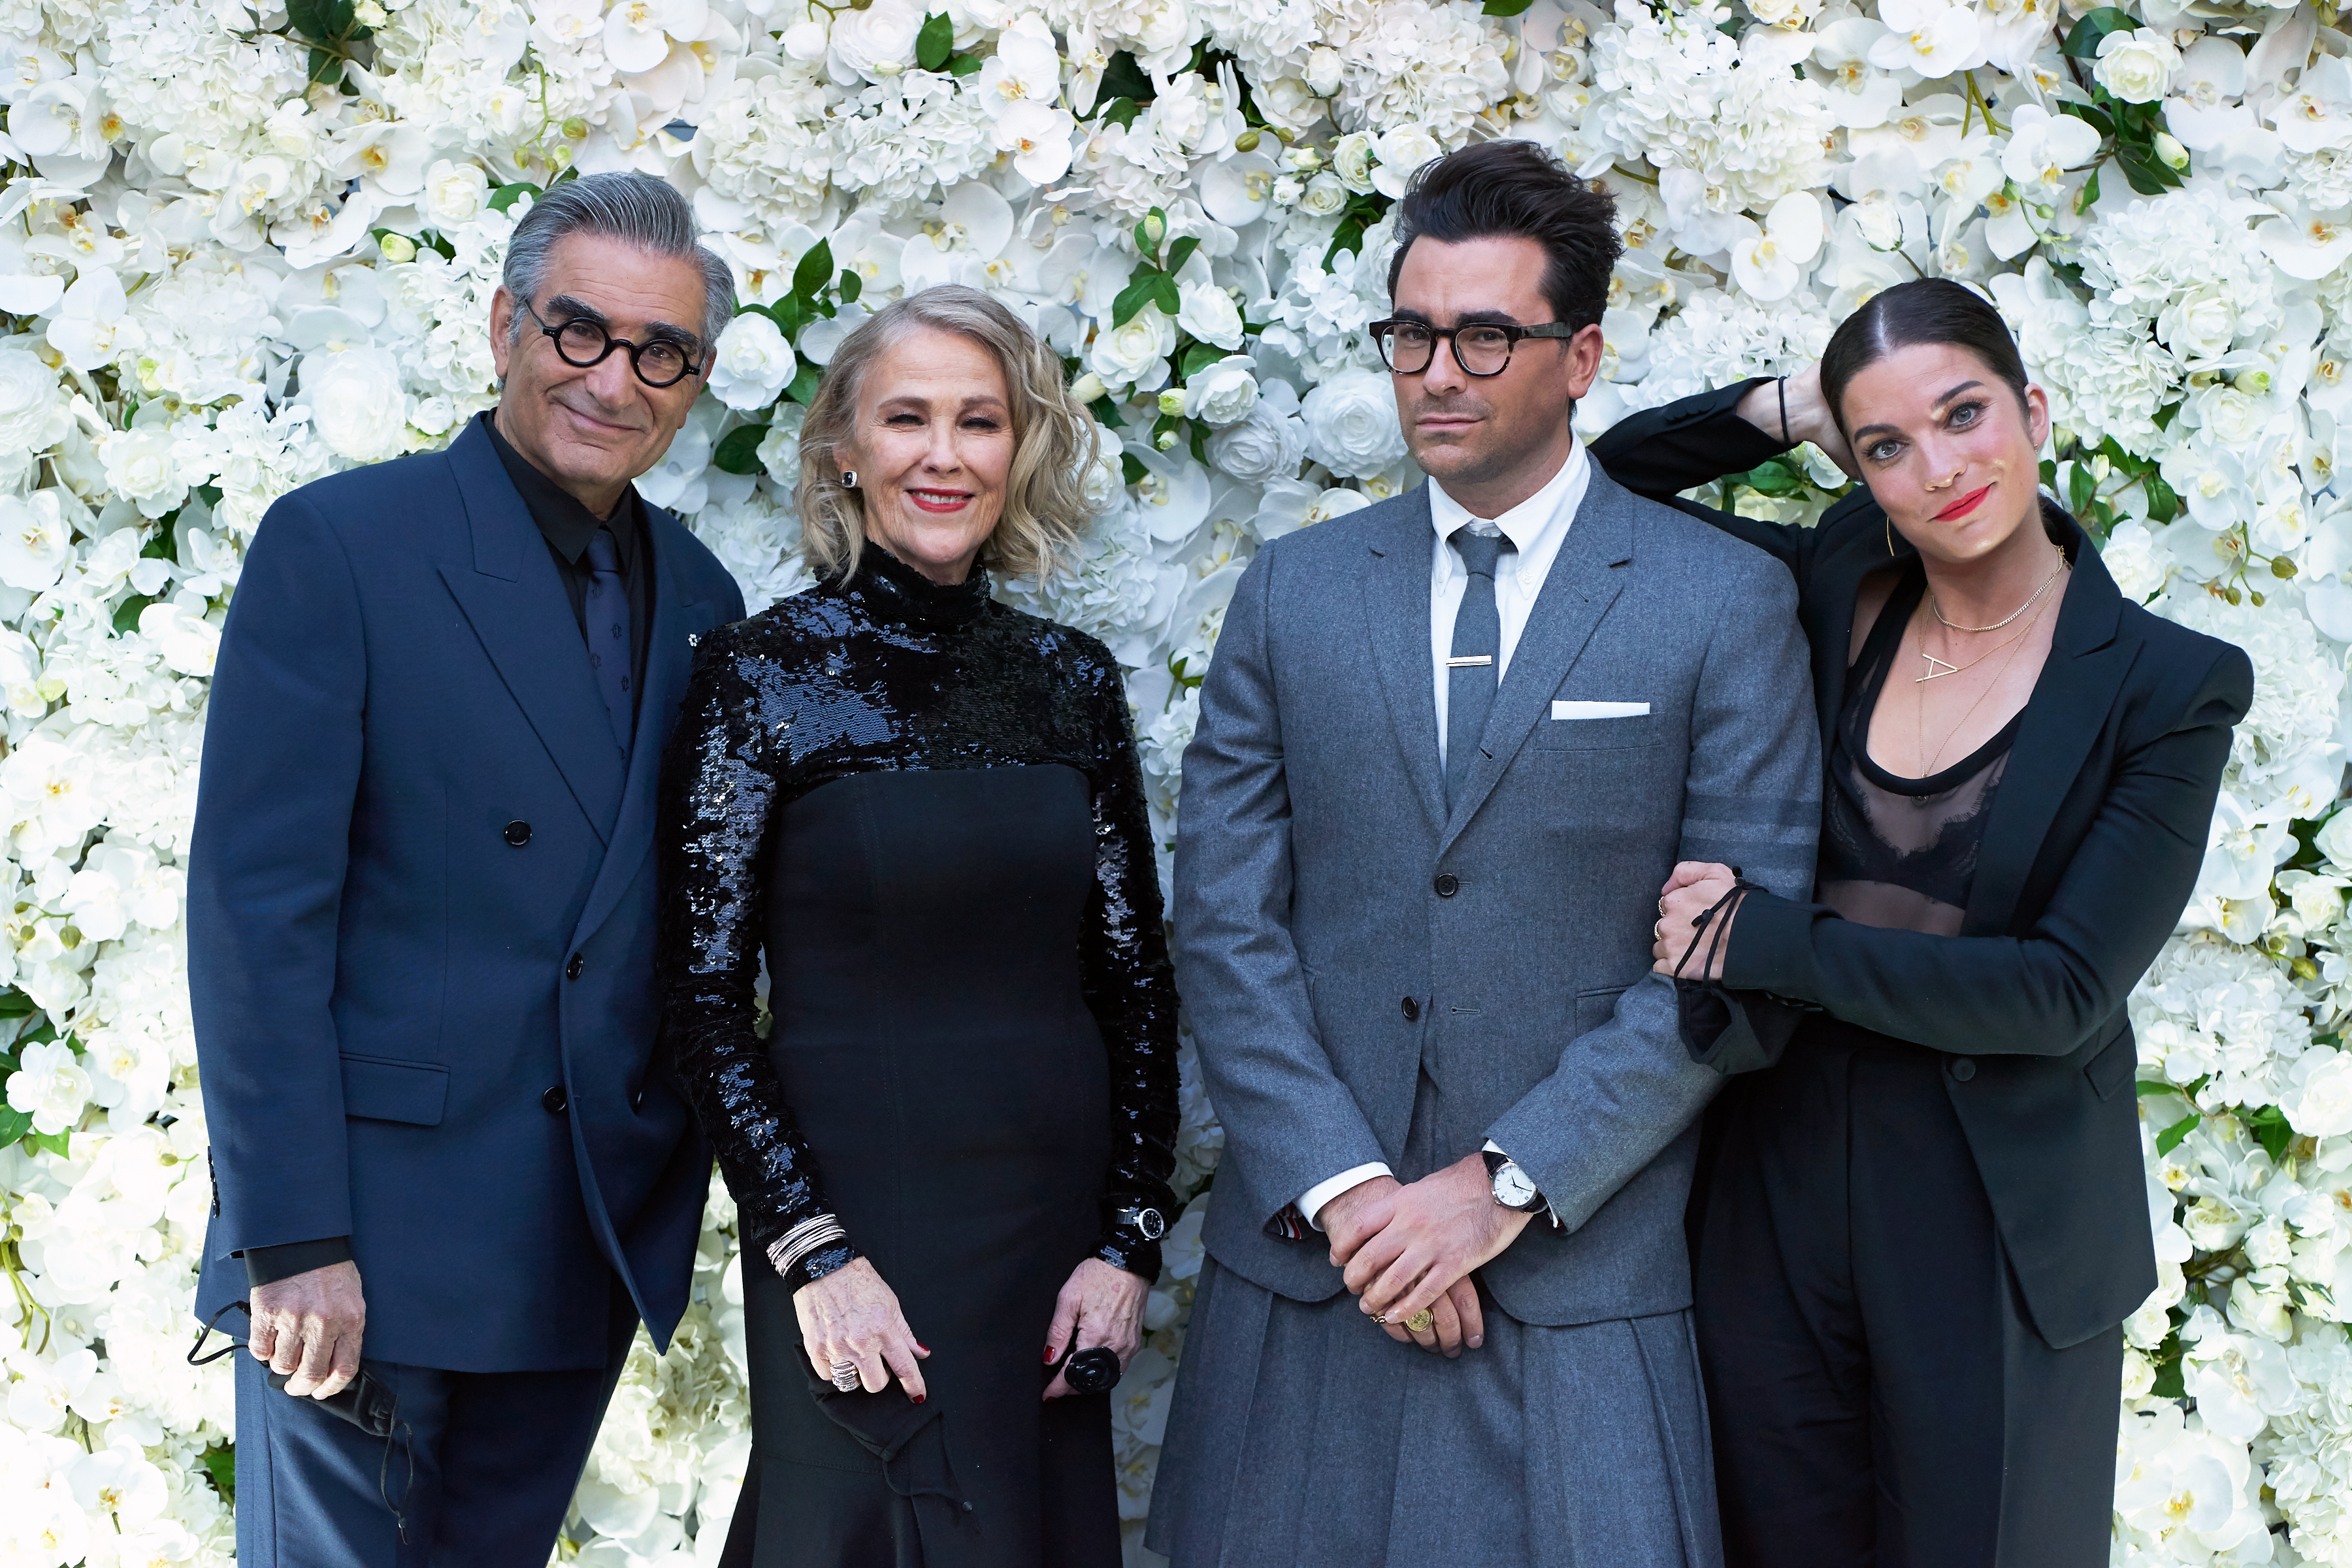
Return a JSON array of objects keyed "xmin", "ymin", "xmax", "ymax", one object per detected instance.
[{"xmin": 1146, "ymin": 142, "xmax": 1821, "ymax": 1567}]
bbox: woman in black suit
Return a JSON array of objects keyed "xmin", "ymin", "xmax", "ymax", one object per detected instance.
[{"xmin": 1590, "ymin": 279, "xmax": 2251, "ymax": 1568}]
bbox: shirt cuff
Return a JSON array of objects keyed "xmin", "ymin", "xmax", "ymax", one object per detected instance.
[
  {"xmin": 1299, "ymin": 1163, "xmax": 1393, "ymax": 1231},
  {"xmin": 241, "ymin": 1236, "xmax": 354, "ymax": 1289}
]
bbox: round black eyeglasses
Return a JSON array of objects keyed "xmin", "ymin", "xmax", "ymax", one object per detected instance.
[
  {"xmin": 522, "ymin": 297, "xmax": 704, "ymax": 388},
  {"xmin": 1369, "ymin": 318, "xmax": 1580, "ymax": 377}
]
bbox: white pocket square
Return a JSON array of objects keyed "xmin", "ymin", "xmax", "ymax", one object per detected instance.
[{"xmin": 1551, "ymin": 700, "xmax": 1650, "ymax": 720}]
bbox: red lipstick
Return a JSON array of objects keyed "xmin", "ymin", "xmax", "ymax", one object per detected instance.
[{"xmin": 1933, "ymin": 483, "xmax": 1992, "ymax": 523}]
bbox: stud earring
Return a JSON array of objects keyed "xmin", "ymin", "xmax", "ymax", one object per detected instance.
[{"xmin": 840, "ymin": 470, "xmax": 857, "ymax": 489}]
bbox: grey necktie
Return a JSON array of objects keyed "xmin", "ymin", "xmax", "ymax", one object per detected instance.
[
  {"xmin": 583, "ymin": 527, "xmax": 634, "ymax": 754},
  {"xmin": 1446, "ymin": 527, "xmax": 1516, "ymax": 808}
]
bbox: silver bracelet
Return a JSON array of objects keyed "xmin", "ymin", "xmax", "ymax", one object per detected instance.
[{"xmin": 768, "ymin": 1213, "xmax": 849, "ymax": 1279}]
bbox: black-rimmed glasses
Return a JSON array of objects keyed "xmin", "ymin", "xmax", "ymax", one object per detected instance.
[
  {"xmin": 521, "ymin": 297, "xmax": 704, "ymax": 388},
  {"xmin": 1370, "ymin": 318, "xmax": 1579, "ymax": 377}
]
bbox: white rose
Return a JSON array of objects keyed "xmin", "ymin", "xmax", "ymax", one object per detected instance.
[
  {"xmin": 1298, "ymin": 172, "xmax": 1349, "ymax": 218},
  {"xmin": 1303, "ymin": 46, "xmax": 1343, "ymax": 97},
  {"xmin": 757, "ymin": 403, "xmax": 808, "ymax": 488},
  {"xmin": 1182, "ymin": 354, "xmax": 1259, "ymax": 426},
  {"xmin": 2159, "ymin": 289, "xmax": 2236, "ymax": 361},
  {"xmin": 2201, "ymin": 388, "xmax": 2262, "ymax": 447},
  {"xmin": 1331, "ymin": 133, "xmax": 1377, "ymax": 195},
  {"xmin": 708, "ymin": 312, "xmax": 798, "ymax": 411},
  {"xmin": 0, "ymin": 343, "xmax": 69, "ymax": 457},
  {"xmin": 1175, "ymin": 282, "xmax": 1245, "ymax": 351},
  {"xmin": 829, "ymin": 0, "xmax": 923, "ymax": 82},
  {"xmin": 300, "ymin": 345, "xmax": 409, "ymax": 463},
  {"xmin": 1077, "ymin": 430, "xmax": 1125, "ymax": 512},
  {"xmin": 0, "ymin": 491, "xmax": 74, "ymax": 591},
  {"xmin": 5, "ymin": 1039, "xmax": 91, "ymax": 1136},
  {"xmin": 1371, "ymin": 127, "xmax": 1441, "ymax": 201},
  {"xmin": 782, "ymin": 17, "xmax": 831, "ymax": 60},
  {"xmin": 1852, "ymin": 198, "xmax": 1904, "ymax": 252},
  {"xmin": 1087, "ymin": 304, "xmax": 1177, "ymax": 391},
  {"xmin": 1300, "ymin": 368, "xmax": 1406, "ymax": 480},
  {"xmin": 2093, "ymin": 28, "xmax": 2180, "ymax": 106},
  {"xmin": 1256, "ymin": 78, "xmax": 1326, "ymax": 133},
  {"xmin": 1207, "ymin": 402, "xmax": 1305, "ymax": 483},
  {"xmin": 421, "ymin": 159, "xmax": 489, "ymax": 228},
  {"xmin": 97, "ymin": 429, "xmax": 187, "ymax": 519},
  {"xmin": 2282, "ymin": 1048, "xmax": 2352, "ymax": 1137}
]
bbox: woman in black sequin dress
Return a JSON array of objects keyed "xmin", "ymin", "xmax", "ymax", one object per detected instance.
[{"xmin": 658, "ymin": 287, "xmax": 1178, "ymax": 1567}]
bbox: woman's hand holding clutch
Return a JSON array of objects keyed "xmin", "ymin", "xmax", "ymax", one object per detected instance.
[
  {"xmin": 794, "ymin": 1256, "xmax": 930, "ymax": 1402},
  {"xmin": 1041, "ymin": 1257, "xmax": 1145, "ymax": 1401}
]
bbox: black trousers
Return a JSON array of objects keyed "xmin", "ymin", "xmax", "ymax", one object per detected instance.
[{"xmin": 1692, "ymin": 1026, "xmax": 2121, "ymax": 1568}]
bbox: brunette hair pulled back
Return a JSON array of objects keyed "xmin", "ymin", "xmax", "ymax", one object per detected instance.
[{"xmin": 1818, "ymin": 279, "xmax": 2029, "ymax": 438}]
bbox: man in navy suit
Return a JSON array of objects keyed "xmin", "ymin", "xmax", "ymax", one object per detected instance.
[{"xmin": 189, "ymin": 172, "xmax": 748, "ymax": 1565}]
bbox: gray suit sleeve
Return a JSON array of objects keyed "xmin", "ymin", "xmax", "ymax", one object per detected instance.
[
  {"xmin": 1486, "ymin": 551, "xmax": 1820, "ymax": 1231},
  {"xmin": 1173, "ymin": 547, "xmax": 1391, "ymax": 1229}
]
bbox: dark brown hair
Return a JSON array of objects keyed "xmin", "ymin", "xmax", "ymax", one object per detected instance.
[
  {"xmin": 1819, "ymin": 278, "xmax": 2029, "ymax": 438},
  {"xmin": 1387, "ymin": 140, "xmax": 1622, "ymax": 331}
]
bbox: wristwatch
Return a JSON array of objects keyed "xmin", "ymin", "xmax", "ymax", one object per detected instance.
[
  {"xmin": 1115, "ymin": 1203, "xmax": 1168, "ymax": 1240},
  {"xmin": 1482, "ymin": 1150, "xmax": 1544, "ymax": 1213}
]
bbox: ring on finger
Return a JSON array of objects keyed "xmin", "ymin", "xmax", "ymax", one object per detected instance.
[
  {"xmin": 1404, "ymin": 1309, "xmax": 1435, "ymax": 1333},
  {"xmin": 829, "ymin": 1360, "xmax": 860, "ymax": 1392}
]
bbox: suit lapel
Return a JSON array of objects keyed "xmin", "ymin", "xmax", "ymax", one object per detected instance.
[
  {"xmin": 1437, "ymin": 469, "xmax": 1635, "ymax": 855},
  {"xmin": 1362, "ymin": 488, "xmax": 1447, "ymax": 838},
  {"xmin": 438, "ymin": 421, "xmax": 627, "ymax": 843},
  {"xmin": 1961, "ymin": 516, "xmax": 2130, "ymax": 936},
  {"xmin": 570, "ymin": 510, "xmax": 719, "ymax": 947}
]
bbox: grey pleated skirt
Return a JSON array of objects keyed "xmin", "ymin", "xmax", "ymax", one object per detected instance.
[{"xmin": 1145, "ymin": 1254, "xmax": 1722, "ymax": 1568}]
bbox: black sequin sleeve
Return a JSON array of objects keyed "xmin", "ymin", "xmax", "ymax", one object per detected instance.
[
  {"xmin": 1070, "ymin": 637, "xmax": 1182, "ymax": 1281},
  {"xmin": 657, "ymin": 627, "xmax": 858, "ymax": 1292}
]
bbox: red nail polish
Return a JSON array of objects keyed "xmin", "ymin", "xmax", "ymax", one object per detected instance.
[
  {"xmin": 912, "ymin": 1394, "xmax": 926, "ymax": 1405},
  {"xmin": 1044, "ymin": 1347, "xmax": 1056, "ymax": 1362}
]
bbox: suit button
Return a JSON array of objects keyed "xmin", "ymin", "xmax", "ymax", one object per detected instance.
[
  {"xmin": 504, "ymin": 820, "xmax": 532, "ymax": 847},
  {"xmin": 542, "ymin": 1085, "xmax": 568, "ymax": 1114},
  {"xmin": 1434, "ymin": 874, "xmax": 1460, "ymax": 898},
  {"xmin": 1950, "ymin": 1056, "xmax": 1977, "ymax": 1082},
  {"xmin": 1401, "ymin": 996, "xmax": 1420, "ymax": 1022},
  {"xmin": 566, "ymin": 954, "xmax": 585, "ymax": 981}
]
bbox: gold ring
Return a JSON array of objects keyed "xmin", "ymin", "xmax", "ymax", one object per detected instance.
[
  {"xmin": 1370, "ymin": 1313, "xmax": 1387, "ymax": 1326},
  {"xmin": 1405, "ymin": 1309, "xmax": 1435, "ymax": 1333}
]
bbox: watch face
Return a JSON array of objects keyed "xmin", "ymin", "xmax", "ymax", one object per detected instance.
[
  {"xmin": 1132, "ymin": 1207, "xmax": 1167, "ymax": 1240},
  {"xmin": 1494, "ymin": 1165, "xmax": 1539, "ymax": 1210}
]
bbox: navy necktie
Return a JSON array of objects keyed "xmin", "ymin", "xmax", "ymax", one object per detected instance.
[
  {"xmin": 1446, "ymin": 527, "xmax": 1516, "ymax": 808},
  {"xmin": 583, "ymin": 527, "xmax": 634, "ymax": 753}
]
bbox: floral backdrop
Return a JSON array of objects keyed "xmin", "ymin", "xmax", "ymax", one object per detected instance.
[{"xmin": 0, "ymin": 0, "xmax": 2348, "ymax": 1560}]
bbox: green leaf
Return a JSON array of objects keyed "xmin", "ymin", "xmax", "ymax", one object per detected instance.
[
  {"xmin": 2248, "ymin": 1105, "xmax": 2294, "ymax": 1165},
  {"xmin": 306, "ymin": 46, "xmax": 344, "ymax": 88},
  {"xmin": 286, "ymin": 0, "xmax": 333, "ymax": 39},
  {"xmin": 767, "ymin": 293, "xmax": 806, "ymax": 337},
  {"xmin": 2148, "ymin": 1330, "xmax": 2185, "ymax": 1400},
  {"xmin": 488, "ymin": 180, "xmax": 541, "ymax": 214},
  {"xmin": 2113, "ymin": 146, "xmax": 2184, "ymax": 197},
  {"xmin": 2135, "ymin": 1079, "xmax": 2185, "ymax": 1098},
  {"xmin": 140, "ymin": 528, "xmax": 178, "ymax": 564},
  {"xmin": 1111, "ymin": 273, "xmax": 1160, "ymax": 329},
  {"xmin": 837, "ymin": 269, "xmax": 862, "ymax": 304},
  {"xmin": 2072, "ymin": 169, "xmax": 2100, "ymax": 216},
  {"xmin": 2144, "ymin": 473, "xmax": 2179, "ymax": 525},
  {"xmin": 199, "ymin": 1444, "xmax": 236, "ymax": 1505},
  {"xmin": 26, "ymin": 1128, "xmax": 69, "ymax": 1159},
  {"xmin": 2153, "ymin": 1111, "xmax": 2200, "ymax": 1156},
  {"xmin": 0, "ymin": 1106, "xmax": 31, "ymax": 1149},
  {"xmin": 2059, "ymin": 7, "xmax": 2138, "ymax": 57},
  {"xmin": 2059, "ymin": 99, "xmax": 2116, "ymax": 137},
  {"xmin": 1150, "ymin": 271, "xmax": 1181, "ymax": 319},
  {"xmin": 783, "ymin": 361, "xmax": 825, "ymax": 407},
  {"xmin": 2066, "ymin": 461, "xmax": 2095, "ymax": 517},
  {"xmin": 1482, "ymin": 0, "xmax": 1535, "ymax": 12},
  {"xmin": 791, "ymin": 238, "xmax": 836, "ymax": 303},
  {"xmin": 1133, "ymin": 210, "xmax": 1164, "ymax": 263},
  {"xmin": 1090, "ymin": 395, "xmax": 1126, "ymax": 429},
  {"xmin": 1162, "ymin": 235, "xmax": 1202, "ymax": 278},
  {"xmin": 1096, "ymin": 96, "xmax": 1142, "ymax": 131},
  {"xmin": 947, "ymin": 52, "xmax": 984, "ymax": 76},
  {"xmin": 1179, "ymin": 342, "xmax": 1226, "ymax": 381},
  {"xmin": 915, "ymin": 11, "xmax": 954, "ymax": 73},
  {"xmin": 112, "ymin": 595, "xmax": 155, "ymax": 636},
  {"xmin": 713, "ymin": 424, "xmax": 770, "ymax": 476},
  {"xmin": 1096, "ymin": 50, "xmax": 1155, "ymax": 108},
  {"xmin": 1120, "ymin": 452, "xmax": 1149, "ymax": 486}
]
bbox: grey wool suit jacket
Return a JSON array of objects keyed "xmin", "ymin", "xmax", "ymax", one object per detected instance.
[{"xmin": 1173, "ymin": 466, "xmax": 1822, "ymax": 1327}]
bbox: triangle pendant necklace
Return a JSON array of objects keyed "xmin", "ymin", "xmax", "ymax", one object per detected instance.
[{"xmin": 1918, "ymin": 651, "xmax": 1961, "ymax": 681}]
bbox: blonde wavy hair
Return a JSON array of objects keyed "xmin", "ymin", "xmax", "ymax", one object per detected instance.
[{"xmin": 796, "ymin": 286, "xmax": 1100, "ymax": 583}]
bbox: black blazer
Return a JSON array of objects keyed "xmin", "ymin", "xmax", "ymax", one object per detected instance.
[{"xmin": 1592, "ymin": 380, "xmax": 2254, "ymax": 1350}]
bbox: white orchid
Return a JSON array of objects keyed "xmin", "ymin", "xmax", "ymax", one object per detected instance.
[
  {"xmin": 1867, "ymin": 0, "xmax": 1985, "ymax": 80},
  {"xmin": 1999, "ymin": 103, "xmax": 2100, "ymax": 194},
  {"xmin": 1727, "ymin": 192, "xmax": 1825, "ymax": 301}
]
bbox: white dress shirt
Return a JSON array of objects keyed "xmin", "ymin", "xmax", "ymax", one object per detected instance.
[{"xmin": 1298, "ymin": 439, "xmax": 1593, "ymax": 1229}]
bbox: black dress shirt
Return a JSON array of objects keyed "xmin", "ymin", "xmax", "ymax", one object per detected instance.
[{"xmin": 241, "ymin": 411, "xmax": 661, "ymax": 1292}]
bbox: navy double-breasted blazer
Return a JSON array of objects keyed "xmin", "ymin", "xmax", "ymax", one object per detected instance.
[{"xmin": 189, "ymin": 417, "xmax": 747, "ymax": 1371}]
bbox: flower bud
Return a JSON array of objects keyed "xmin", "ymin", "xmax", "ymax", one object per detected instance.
[
  {"xmin": 2154, "ymin": 132, "xmax": 2189, "ymax": 171},
  {"xmin": 1155, "ymin": 429, "xmax": 1179, "ymax": 451},
  {"xmin": 2272, "ymin": 554, "xmax": 2298, "ymax": 579},
  {"xmin": 1158, "ymin": 389, "xmax": 1187, "ymax": 416},
  {"xmin": 378, "ymin": 232, "xmax": 416, "ymax": 263},
  {"xmin": 1069, "ymin": 371, "xmax": 1107, "ymax": 404},
  {"xmin": 1143, "ymin": 211, "xmax": 1166, "ymax": 248},
  {"xmin": 2233, "ymin": 368, "xmax": 2272, "ymax": 397},
  {"xmin": 561, "ymin": 116, "xmax": 589, "ymax": 140},
  {"xmin": 1233, "ymin": 129, "xmax": 1261, "ymax": 153}
]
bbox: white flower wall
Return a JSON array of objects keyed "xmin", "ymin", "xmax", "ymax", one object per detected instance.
[{"xmin": 0, "ymin": 0, "xmax": 2349, "ymax": 1559}]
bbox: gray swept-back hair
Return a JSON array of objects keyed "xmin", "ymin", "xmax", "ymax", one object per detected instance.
[
  {"xmin": 502, "ymin": 172, "xmax": 735, "ymax": 352},
  {"xmin": 797, "ymin": 286, "xmax": 1098, "ymax": 584}
]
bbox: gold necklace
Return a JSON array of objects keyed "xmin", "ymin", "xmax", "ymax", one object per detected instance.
[
  {"xmin": 1929, "ymin": 552, "xmax": 2068, "ymax": 634},
  {"xmin": 1918, "ymin": 562, "xmax": 2070, "ymax": 682},
  {"xmin": 1912, "ymin": 583, "xmax": 2055, "ymax": 773}
]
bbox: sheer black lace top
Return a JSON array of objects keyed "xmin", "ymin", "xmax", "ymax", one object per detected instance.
[
  {"xmin": 1818, "ymin": 574, "xmax": 2023, "ymax": 938},
  {"xmin": 656, "ymin": 546, "xmax": 1181, "ymax": 1288}
]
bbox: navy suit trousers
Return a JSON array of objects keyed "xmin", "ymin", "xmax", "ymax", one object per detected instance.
[{"xmin": 233, "ymin": 1273, "xmax": 638, "ymax": 1567}]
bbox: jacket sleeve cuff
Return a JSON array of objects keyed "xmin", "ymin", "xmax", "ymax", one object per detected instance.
[
  {"xmin": 1721, "ymin": 890, "xmax": 1828, "ymax": 998},
  {"xmin": 242, "ymin": 1236, "xmax": 354, "ymax": 1289}
]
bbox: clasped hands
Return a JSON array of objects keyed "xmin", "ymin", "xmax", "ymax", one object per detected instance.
[
  {"xmin": 794, "ymin": 1254, "xmax": 1145, "ymax": 1404},
  {"xmin": 1650, "ymin": 860, "xmax": 1742, "ymax": 981},
  {"xmin": 1322, "ymin": 1154, "xmax": 1533, "ymax": 1359}
]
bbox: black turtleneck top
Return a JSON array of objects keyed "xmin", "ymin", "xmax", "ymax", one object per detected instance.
[{"xmin": 656, "ymin": 546, "xmax": 1181, "ymax": 1288}]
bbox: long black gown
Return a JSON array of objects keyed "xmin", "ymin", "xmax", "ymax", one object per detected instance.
[{"xmin": 657, "ymin": 545, "xmax": 1180, "ymax": 1567}]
